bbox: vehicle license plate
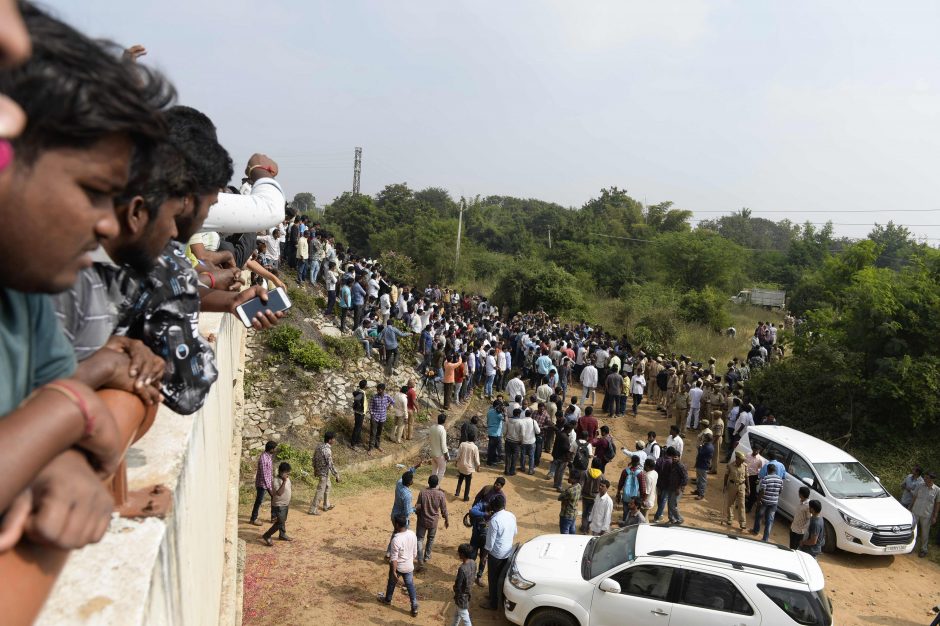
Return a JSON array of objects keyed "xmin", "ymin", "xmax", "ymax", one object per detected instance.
[{"xmin": 884, "ymin": 545, "xmax": 906, "ymax": 553}]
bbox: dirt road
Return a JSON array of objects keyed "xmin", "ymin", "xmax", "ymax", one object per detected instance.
[{"xmin": 241, "ymin": 390, "xmax": 940, "ymax": 626}]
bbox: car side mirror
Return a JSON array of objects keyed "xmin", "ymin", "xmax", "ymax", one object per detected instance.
[
  {"xmin": 599, "ymin": 578, "xmax": 621, "ymax": 594},
  {"xmin": 874, "ymin": 476, "xmax": 881, "ymax": 483},
  {"xmin": 801, "ymin": 477, "xmax": 814, "ymax": 488}
]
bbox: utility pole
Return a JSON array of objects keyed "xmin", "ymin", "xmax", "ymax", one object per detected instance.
[
  {"xmin": 548, "ymin": 227, "xmax": 552, "ymax": 249},
  {"xmin": 455, "ymin": 197, "xmax": 466, "ymax": 275},
  {"xmin": 352, "ymin": 147, "xmax": 362, "ymax": 195}
]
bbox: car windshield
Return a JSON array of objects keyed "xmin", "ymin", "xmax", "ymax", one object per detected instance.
[
  {"xmin": 814, "ymin": 462, "xmax": 887, "ymax": 498},
  {"xmin": 582, "ymin": 526, "xmax": 637, "ymax": 579}
]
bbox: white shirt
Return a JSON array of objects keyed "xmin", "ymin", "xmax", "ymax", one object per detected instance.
[
  {"xmin": 380, "ymin": 293, "xmax": 391, "ymax": 314},
  {"xmin": 505, "ymin": 377, "xmax": 526, "ymax": 403},
  {"xmin": 485, "ymin": 510, "xmax": 517, "ymax": 559},
  {"xmin": 645, "ymin": 440, "xmax": 661, "ymax": 462},
  {"xmin": 689, "ymin": 387, "xmax": 704, "ymax": 409},
  {"xmin": 394, "ymin": 392, "xmax": 408, "ymax": 418},
  {"xmin": 666, "ymin": 434, "xmax": 684, "ymax": 457},
  {"xmin": 589, "ymin": 493, "xmax": 614, "ymax": 534},
  {"xmin": 518, "ymin": 416, "xmax": 541, "ymax": 445},
  {"xmin": 630, "ymin": 374, "xmax": 646, "ymax": 395},
  {"xmin": 485, "ymin": 355, "xmax": 497, "ymax": 376},
  {"xmin": 201, "ymin": 178, "xmax": 285, "ymax": 234},
  {"xmin": 429, "ymin": 423, "xmax": 448, "ymax": 458},
  {"xmin": 734, "ymin": 411, "xmax": 754, "ymax": 437},
  {"xmin": 580, "ymin": 365, "xmax": 598, "ymax": 388},
  {"xmin": 643, "ymin": 470, "xmax": 658, "ymax": 509}
]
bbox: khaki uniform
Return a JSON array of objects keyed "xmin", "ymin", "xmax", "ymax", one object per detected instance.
[
  {"xmin": 710, "ymin": 414, "xmax": 725, "ymax": 473},
  {"xmin": 664, "ymin": 371, "xmax": 679, "ymax": 411},
  {"xmin": 674, "ymin": 391, "xmax": 689, "ymax": 430},
  {"xmin": 648, "ymin": 361, "xmax": 662, "ymax": 404},
  {"xmin": 724, "ymin": 461, "xmax": 748, "ymax": 528}
]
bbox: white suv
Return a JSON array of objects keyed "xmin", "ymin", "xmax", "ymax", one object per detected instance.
[
  {"xmin": 503, "ymin": 524, "xmax": 833, "ymax": 626},
  {"xmin": 736, "ymin": 426, "xmax": 915, "ymax": 555}
]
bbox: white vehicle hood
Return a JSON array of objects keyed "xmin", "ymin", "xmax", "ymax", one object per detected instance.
[
  {"xmin": 515, "ymin": 534, "xmax": 592, "ymax": 583},
  {"xmin": 835, "ymin": 495, "xmax": 914, "ymax": 527}
]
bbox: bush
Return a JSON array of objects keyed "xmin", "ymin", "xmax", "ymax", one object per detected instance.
[
  {"xmin": 492, "ymin": 258, "xmax": 584, "ymax": 316},
  {"xmin": 288, "ymin": 339, "xmax": 339, "ymax": 371},
  {"xmin": 679, "ymin": 287, "xmax": 732, "ymax": 332},
  {"xmin": 632, "ymin": 311, "xmax": 679, "ymax": 353},
  {"xmin": 263, "ymin": 323, "xmax": 339, "ymax": 372},
  {"xmin": 378, "ymin": 250, "xmax": 418, "ymax": 286},
  {"xmin": 276, "ymin": 443, "xmax": 315, "ymax": 485},
  {"xmin": 287, "ymin": 287, "xmax": 319, "ymax": 315},
  {"xmin": 323, "ymin": 335, "xmax": 361, "ymax": 360},
  {"xmin": 265, "ymin": 324, "xmax": 302, "ymax": 353}
]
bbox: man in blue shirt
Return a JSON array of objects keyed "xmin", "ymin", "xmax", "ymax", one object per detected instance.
[
  {"xmin": 535, "ymin": 349, "xmax": 553, "ymax": 379},
  {"xmin": 386, "ymin": 462, "xmax": 425, "ymax": 558},
  {"xmin": 338, "ymin": 278, "xmax": 353, "ymax": 332},
  {"xmin": 351, "ymin": 278, "xmax": 367, "ymax": 328},
  {"xmin": 381, "ymin": 324, "xmax": 411, "ymax": 374},
  {"xmin": 486, "ymin": 400, "xmax": 505, "ymax": 466},
  {"xmin": 758, "ymin": 452, "xmax": 787, "ymax": 481}
]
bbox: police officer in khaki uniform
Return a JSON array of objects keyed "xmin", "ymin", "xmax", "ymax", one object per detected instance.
[
  {"xmin": 710, "ymin": 409, "xmax": 724, "ymax": 474},
  {"xmin": 663, "ymin": 365, "xmax": 679, "ymax": 413},
  {"xmin": 674, "ymin": 383, "xmax": 690, "ymax": 431},
  {"xmin": 724, "ymin": 451, "xmax": 749, "ymax": 530}
]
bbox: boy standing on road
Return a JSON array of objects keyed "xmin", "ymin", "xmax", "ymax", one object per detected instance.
[
  {"xmin": 261, "ymin": 462, "xmax": 293, "ymax": 546},
  {"xmin": 449, "ymin": 543, "xmax": 476, "ymax": 626}
]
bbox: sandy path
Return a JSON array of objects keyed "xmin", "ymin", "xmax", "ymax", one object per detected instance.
[{"xmin": 241, "ymin": 388, "xmax": 940, "ymax": 626}]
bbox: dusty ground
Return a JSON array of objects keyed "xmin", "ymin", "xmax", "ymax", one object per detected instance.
[{"xmin": 241, "ymin": 387, "xmax": 940, "ymax": 626}]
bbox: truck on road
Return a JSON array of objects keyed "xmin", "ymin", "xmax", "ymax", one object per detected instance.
[{"xmin": 731, "ymin": 288, "xmax": 786, "ymax": 308}]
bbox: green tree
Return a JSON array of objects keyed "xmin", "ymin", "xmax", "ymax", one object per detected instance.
[
  {"xmin": 491, "ymin": 258, "xmax": 584, "ymax": 316},
  {"xmin": 650, "ymin": 230, "xmax": 745, "ymax": 291},
  {"xmin": 292, "ymin": 192, "xmax": 317, "ymax": 214},
  {"xmin": 322, "ymin": 192, "xmax": 385, "ymax": 255}
]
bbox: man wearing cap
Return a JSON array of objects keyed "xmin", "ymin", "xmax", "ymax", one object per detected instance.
[
  {"xmin": 911, "ymin": 471, "xmax": 940, "ymax": 558},
  {"xmin": 723, "ymin": 451, "xmax": 749, "ymax": 530}
]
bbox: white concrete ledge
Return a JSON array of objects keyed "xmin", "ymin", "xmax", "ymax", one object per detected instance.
[{"xmin": 37, "ymin": 313, "xmax": 244, "ymax": 626}]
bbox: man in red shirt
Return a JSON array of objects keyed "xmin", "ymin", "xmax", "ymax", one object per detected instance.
[{"xmin": 576, "ymin": 406, "xmax": 598, "ymax": 441}]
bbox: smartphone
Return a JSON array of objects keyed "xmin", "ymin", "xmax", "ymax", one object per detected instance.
[{"xmin": 235, "ymin": 286, "xmax": 292, "ymax": 327}]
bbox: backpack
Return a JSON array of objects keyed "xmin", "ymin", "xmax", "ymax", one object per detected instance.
[
  {"xmin": 573, "ymin": 441, "xmax": 590, "ymax": 472},
  {"xmin": 602, "ymin": 435, "xmax": 616, "ymax": 463},
  {"xmin": 622, "ymin": 467, "xmax": 640, "ymax": 500}
]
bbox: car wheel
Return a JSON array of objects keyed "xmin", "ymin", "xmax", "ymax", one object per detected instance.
[
  {"xmin": 528, "ymin": 608, "xmax": 579, "ymax": 626},
  {"xmin": 822, "ymin": 519, "xmax": 837, "ymax": 554}
]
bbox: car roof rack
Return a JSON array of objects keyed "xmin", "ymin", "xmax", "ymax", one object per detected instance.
[
  {"xmin": 653, "ymin": 523, "xmax": 793, "ymax": 551},
  {"xmin": 646, "ymin": 550, "xmax": 805, "ymax": 582}
]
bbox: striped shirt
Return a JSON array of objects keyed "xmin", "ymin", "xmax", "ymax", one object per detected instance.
[
  {"xmin": 369, "ymin": 393, "xmax": 395, "ymax": 423},
  {"xmin": 255, "ymin": 451, "xmax": 274, "ymax": 490},
  {"xmin": 758, "ymin": 474, "xmax": 784, "ymax": 505}
]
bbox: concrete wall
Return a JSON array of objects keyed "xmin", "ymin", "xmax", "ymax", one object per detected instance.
[{"xmin": 37, "ymin": 313, "xmax": 244, "ymax": 626}]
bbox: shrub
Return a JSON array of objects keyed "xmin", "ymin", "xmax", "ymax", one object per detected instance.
[
  {"xmin": 265, "ymin": 324, "xmax": 302, "ymax": 353},
  {"xmin": 276, "ymin": 444, "xmax": 315, "ymax": 485},
  {"xmin": 323, "ymin": 335, "xmax": 360, "ymax": 360},
  {"xmin": 287, "ymin": 287, "xmax": 319, "ymax": 315},
  {"xmin": 633, "ymin": 311, "xmax": 679, "ymax": 352},
  {"xmin": 678, "ymin": 287, "xmax": 732, "ymax": 332},
  {"xmin": 287, "ymin": 339, "xmax": 339, "ymax": 371},
  {"xmin": 263, "ymin": 323, "xmax": 339, "ymax": 372},
  {"xmin": 378, "ymin": 250, "xmax": 418, "ymax": 286}
]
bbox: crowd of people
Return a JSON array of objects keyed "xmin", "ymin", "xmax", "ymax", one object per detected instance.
[
  {"xmin": 0, "ymin": 0, "xmax": 292, "ymax": 588},
  {"xmin": 242, "ymin": 236, "xmax": 939, "ymax": 622}
]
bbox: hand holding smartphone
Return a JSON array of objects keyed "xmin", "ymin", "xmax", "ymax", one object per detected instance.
[{"xmin": 235, "ymin": 286, "xmax": 292, "ymax": 328}]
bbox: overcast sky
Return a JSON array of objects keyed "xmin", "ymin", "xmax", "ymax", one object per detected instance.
[{"xmin": 52, "ymin": 0, "xmax": 940, "ymax": 241}]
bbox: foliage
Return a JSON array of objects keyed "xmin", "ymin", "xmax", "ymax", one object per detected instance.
[
  {"xmin": 292, "ymin": 192, "xmax": 317, "ymax": 215},
  {"xmin": 377, "ymin": 250, "xmax": 418, "ymax": 286},
  {"xmin": 650, "ymin": 230, "xmax": 745, "ymax": 292},
  {"xmin": 287, "ymin": 287, "xmax": 320, "ymax": 315},
  {"xmin": 679, "ymin": 287, "xmax": 732, "ymax": 332},
  {"xmin": 491, "ymin": 258, "xmax": 584, "ymax": 317},
  {"xmin": 276, "ymin": 443, "xmax": 315, "ymax": 486},
  {"xmin": 263, "ymin": 324, "xmax": 339, "ymax": 372},
  {"xmin": 323, "ymin": 335, "xmax": 361, "ymax": 360}
]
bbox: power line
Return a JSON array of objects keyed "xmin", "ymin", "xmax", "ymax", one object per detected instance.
[{"xmin": 690, "ymin": 208, "xmax": 940, "ymax": 214}]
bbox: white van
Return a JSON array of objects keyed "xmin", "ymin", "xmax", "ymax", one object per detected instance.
[{"xmin": 737, "ymin": 426, "xmax": 915, "ymax": 555}]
